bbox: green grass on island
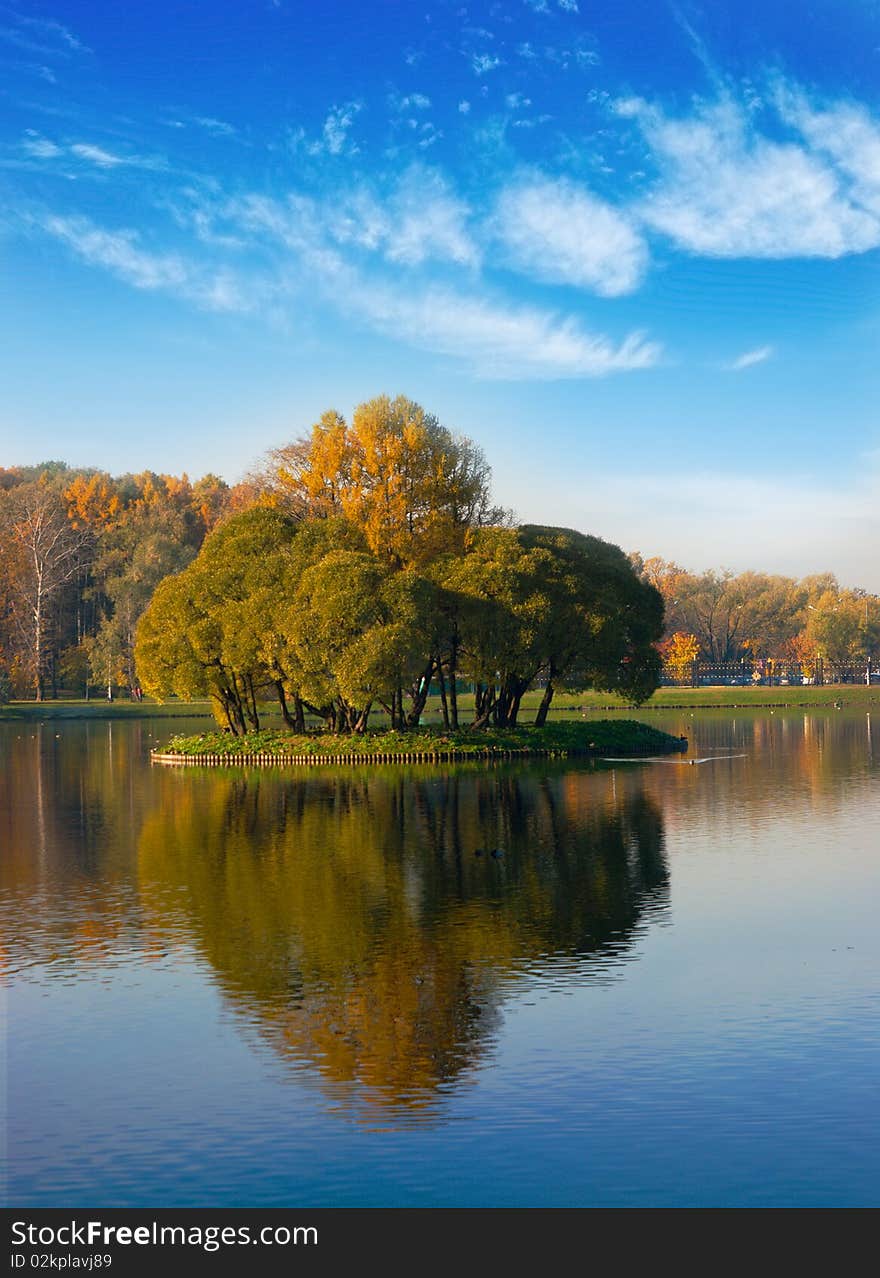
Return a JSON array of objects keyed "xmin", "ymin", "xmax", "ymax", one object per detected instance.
[{"xmin": 158, "ymin": 719, "xmax": 686, "ymax": 761}]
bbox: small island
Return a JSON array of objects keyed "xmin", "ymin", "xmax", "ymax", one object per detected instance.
[
  {"xmin": 153, "ymin": 719, "xmax": 687, "ymax": 765},
  {"xmin": 137, "ymin": 396, "xmax": 672, "ymax": 770}
]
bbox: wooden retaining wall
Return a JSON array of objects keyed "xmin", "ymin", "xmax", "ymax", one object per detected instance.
[{"xmin": 151, "ymin": 739, "xmax": 688, "ymax": 768}]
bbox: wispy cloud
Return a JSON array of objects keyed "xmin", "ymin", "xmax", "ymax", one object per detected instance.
[
  {"xmin": 69, "ymin": 142, "xmax": 126, "ymax": 167},
  {"xmin": 21, "ymin": 131, "xmax": 61, "ymax": 158},
  {"xmin": 38, "ymin": 213, "xmax": 253, "ymax": 312},
  {"xmin": 21, "ymin": 132, "xmax": 168, "ymax": 171},
  {"xmin": 350, "ymin": 284, "xmax": 661, "ymax": 379},
  {"xmin": 393, "ymin": 93, "xmax": 431, "ymax": 112},
  {"xmin": 18, "ymin": 14, "xmax": 88, "ymax": 53},
  {"xmin": 494, "ymin": 172, "xmax": 647, "ymax": 296},
  {"xmin": 0, "ymin": 11, "xmax": 89, "ymax": 58},
  {"xmin": 41, "ymin": 214, "xmax": 190, "ymax": 290},
  {"xmin": 774, "ymin": 84, "xmax": 880, "ymax": 219},
  {"xmin": 194, "ymin": 116, "xmax": 237, "ymax": 138},
  {"xmin": 726, "ymin": 344, "xmax": 774, "ymax": 371},
  {"xmin": 327, "ymin": 166, "xmax": 479, "ymax": 268},
  {"xmin": 290, "ymin": 102, "xmax": 363, "ymax": 157},
  {"xmin": 319, "ymin": 102, "xmax": 361, "ymax": 155},
  {"xmin": 73, "ymin": 183, "xmax": 659, "ymax": 380},
  {"xmin": 620, "ymin": 90, "xmax": 880, "ymax": 259},
  {"xmin": 471, "ymin": 53, "xmax": 501, "ymax": 75}
]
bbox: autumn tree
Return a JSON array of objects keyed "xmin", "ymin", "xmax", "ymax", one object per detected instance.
[
  {"xmin": 0, "ymin": 481, "xmax": 91, "ymax": 699},
  {"xmin": 660, "ymin": 632, "xmax": 701, "ymax": 684},
  {"xmin": 805, "ymin": 588, "xmax": 879, "ymax": 665},
  {"xmin": 261, "ymin": 395, "xmax": 504, "ymax": 566}
]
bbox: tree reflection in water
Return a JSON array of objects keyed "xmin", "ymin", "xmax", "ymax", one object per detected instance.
[{"xmin": 136, "ymin": 765, "xmax": 668, "ymax": 1124}]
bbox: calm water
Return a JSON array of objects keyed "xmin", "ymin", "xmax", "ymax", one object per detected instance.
[{"xmin": 2, "ymin": 709, "xmax": 878, "ymax": 1207}]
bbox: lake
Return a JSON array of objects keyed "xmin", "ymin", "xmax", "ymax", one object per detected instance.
[{"xmin": 2, "ymin": 708, "xmax": 878, "ymax": 1207}]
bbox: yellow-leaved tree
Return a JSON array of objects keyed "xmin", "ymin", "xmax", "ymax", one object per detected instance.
[{"xmin": 263, "ymin": 394, "xmax": 503, "ymax": 567}]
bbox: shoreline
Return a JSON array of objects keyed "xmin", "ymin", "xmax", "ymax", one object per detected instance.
[
  {"xmin": 150, "ymin": 720, "xmax": 687, "ymax": 766},
  {"xmin": 1, "ymin": 683, "xmax": 877, "ymax": 723}
]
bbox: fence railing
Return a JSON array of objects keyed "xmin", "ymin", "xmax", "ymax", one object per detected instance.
[{"xmin": 660, "ymin": 658, "xmax": 878, "ymax": 687}]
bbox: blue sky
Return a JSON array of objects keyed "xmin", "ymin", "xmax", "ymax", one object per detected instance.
[{"xmin": 1, "ymin": 0, "xmax": 879, "ymax": 587}]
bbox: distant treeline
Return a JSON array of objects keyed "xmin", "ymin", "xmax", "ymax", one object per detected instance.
[
  {"xmin": 0, "ymin": 461, "xmax": 253, "ymax": 701},
  {"xmin": 631, "ymin": 556, "xmax": 879, "ymax": 676},
  {"xmin": 1, "ymin": 405, "xmax": 877, "ymax": 706}
]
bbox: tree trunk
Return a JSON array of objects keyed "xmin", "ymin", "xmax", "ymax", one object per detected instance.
[
  {"xmin": 437, "ymin": 662, "xmax": 449, "ymax": 730},
  {"xmin": 406, "ymin": 660, "xmax": 435, "ymax": 729},
  {"xmin": 448, "ymin": 639, "xmax": 459, "ymax": 730},
  {"xmin": 354, "ymin": 701, "xmax": 372, "ymax": 734},
  {"xmin": 34, "ymin": 586, "xmax": 43, "ymax": 701},
  {"xmin": 471, "ymin": 681, "xmax": 496, "ymax": 729},
  {"xmin": 534, "ymin": 677, "xmax": 555, "ymax": 727},
  {"xmin": 292, "ymin": 692, "xmax": 306, "ymax": 733},
  {"xmin": 244, "ymin": 674, "xmax": 260, "ymax": 731},
  {"xmin": 275, "ymin": 680, "xmax": 296, "ymax": 729}
]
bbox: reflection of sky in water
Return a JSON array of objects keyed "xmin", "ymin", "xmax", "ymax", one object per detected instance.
[{"xmin": 3, "ymin": 710, "xmax": 879, "ymax": 1206}]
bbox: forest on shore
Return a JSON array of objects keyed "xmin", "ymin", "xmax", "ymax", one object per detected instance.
[{"xmin": 1, "ymin": 395, "xmax": 878, "ymax": 722}]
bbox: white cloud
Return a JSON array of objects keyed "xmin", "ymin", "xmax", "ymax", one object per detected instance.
[
  {"xmin": 39, "ymin": 213, "xmax": 252, "ymax": 312},
  {"xmin": 22, "ymin": 136, "xmax": 168, "ymax": 171},
  {"xmin": 42, "ymin": 215, "xmax": 189, "ymax": 290},
  {"xmin": 194, "ymin": 116, "xmax": 237, "ymax": 138},
  {"xmin": 396, "ymin": 93, "xmax": 431, "ymax": 111},
  {"xmin": 471, "ymin": 53, "xmax": 501, "ymax": 75},
  {"xmin": 198, "ymin": 189, "xmax": 660, "ymax": 378},
  {"xmin": 775, "ymin": 85, "xmax": 880, "ymax": 218},
  {"xmin": 19, "ymin": 15, "xmax": 88, "ymax": 54},
  {"xmin": 69, "ymin": 142, "xmax": 126, "ymax": 168},
  {"xmin": 320, "ymin": 103, "xmax": 361, "ymax": 155},
  {"xmin": 291, "ymin": 103, "xmax": 362, "ymax": 157},
  {"xmin": 558, "ymin": 0, "xmax": 579, "ymax": 11},
  {"xmin": 325, "ymin": 167, "xmax": 479, "ymax": 268},
  {"xmin": 458, "ymin": 100, "xmax": 471, "ymax": 115},
  {"xmin": 621, "ymin": 93, "xmax": 880, "ymax": 259},
  {"xmin": 353, "ymin": 284, "xmax": 661, "ymax": 379},
  {"xmin": 727, "ymin": 344, "xmax": 774, "ymax": 371},
  {"xmin": 22, "ymin": 132, "xmax": 61, "ymax": 159},
  {"xmin": 494, "ymin": 173, "xmax": 647, "ymax": 296}
]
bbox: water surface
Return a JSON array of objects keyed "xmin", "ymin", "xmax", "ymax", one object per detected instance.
[{"xmin": 2, "ymin": 709, "xmax": 878, "ymax": 1206}]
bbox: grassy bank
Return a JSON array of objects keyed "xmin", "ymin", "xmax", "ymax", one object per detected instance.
[
  {"xmin": 554, "ymin": 685, "xmax": 880, "ymax": 710},
  {"xmin": 0, "ymin": 700, "xmax": 214, "ymax": 721},
  {"xmin": 157, "ymin": 719, "xmax": 686, "ymax": 763},
  {"xmin": 3, "ymin": 682, "xmax": 876, "ymax": 725}
]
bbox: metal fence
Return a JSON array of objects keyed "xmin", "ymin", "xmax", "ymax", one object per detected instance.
[{"xmin": 660, "ymin": 658, "xmax": 878, "ymax": 687}]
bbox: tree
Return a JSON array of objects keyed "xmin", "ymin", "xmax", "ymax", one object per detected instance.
[
  {"xmin": 262, "ymin": 395, "xmax": 504, "ymax": 566},
  {"xmin": 804, "ymin": 588, "xmax": 879, "ymax": 666},
  {"xmin": 660, "ymin": 632, "xmax": 701, "ymax": 684},
  {"xmin": 450, "ymin": 527, "xmax": 664, "ymax": 728},
  {"xmin": 0, "ymin": 482, "xmax": 91, "ymax": 699},
  {"xmin": 287, "ymin": 551, "xmax": 435, "ymax": 732},
  {"xmin": 520, "ymin": 527, "xmax": 664, "ymax": 718}
]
